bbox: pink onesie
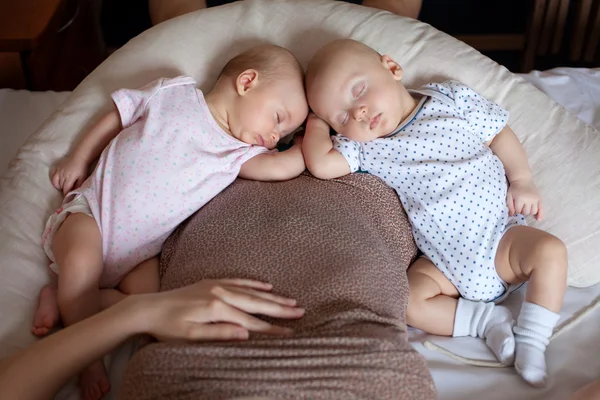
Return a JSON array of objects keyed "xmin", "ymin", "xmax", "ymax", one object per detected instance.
[{"xmin": 42, "ymin": 76, "xmax": 269, "ymax": 287}]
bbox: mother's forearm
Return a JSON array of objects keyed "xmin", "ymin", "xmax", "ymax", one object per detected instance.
[{"xmin": 0, "ymin": 297, "xmax": 146, "ymax": 400}]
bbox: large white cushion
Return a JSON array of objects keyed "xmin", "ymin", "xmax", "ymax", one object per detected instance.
[{"xmin": 1, "ymin": 0, "xmax": 598, "ymax": 368}]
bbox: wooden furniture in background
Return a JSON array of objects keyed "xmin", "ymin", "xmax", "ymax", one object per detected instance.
[
  {"xmin": 454, "ymin": 0, "xmax": 599, "ymax": 72},
  {"xmin": 530, "ymin": 0, "xmax": 580, "ymax": 63},
  {"xmin": 0, "ymin": 0, "xmax": 105, "ymax": 91},
  {"xmin": 0, "ymin": 0, "xmax": 65, "ymax": 89},
  {"xmin": 0, "ymin": 0, "xmax": 65, "ymax": 50},
  {"xmin": 0, "ymin": 53, "xmax": 26, "ymax": 89},
  {"xmin": 525, "ymin": 0, "xmax": 599, "ymax": 68},
  {"xmin": 569, "ymin": 0, "xmax": 600, "ymax": 63}
]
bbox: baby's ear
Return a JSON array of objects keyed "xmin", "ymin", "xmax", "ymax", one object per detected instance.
[
  {"xmin": 236, "ymin": 69, "xmax": 259, "ymax": 95},
  {"xmin": 381, "ymin": 55, "xmax": 403, "ymax": 81}
]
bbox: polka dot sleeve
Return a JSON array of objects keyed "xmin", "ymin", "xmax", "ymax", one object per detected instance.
[
  {"xmin": 332, "ymin": 135, "xmax": 361, "ymax": 173},
  {"xmin": 110, "ymin": 78, "xmax": 164, "ymax": 128},
  {"xmin": 429, "ymin": 80, "xmax": 509, "ymax": 143}
]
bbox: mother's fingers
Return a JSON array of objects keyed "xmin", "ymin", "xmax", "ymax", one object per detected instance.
[
  {"xmin": 209, "ymin": 301, "xmax": 294, "ymax": 336},
  {"xmin": 185, "ymin": 322, "xmax": 249, "ymax": 341},
  {"xmin": 218, "ymin": 278, "xmax": 273, "ymax": 291},
  {"xmin": 232, "ymin": 287, "xmax": 297, "ymax": 307},
  {"xmin": 212, "ymin": 286, "xmax": 305, "ymax": 319}
]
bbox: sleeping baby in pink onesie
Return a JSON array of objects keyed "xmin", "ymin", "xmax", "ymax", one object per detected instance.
[{"xmin": 32, "ymin": 44, "xmax": 308, "ymax": 400}]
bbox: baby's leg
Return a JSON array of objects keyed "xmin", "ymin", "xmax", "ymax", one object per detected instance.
[
  {"xmin": 495, "ymin": 226, "xmax": 568, "ymax": 387},
  {"xmin": 100, "ymin": 256, "xmax": 160, "ymax": 310},
  {"xmin": 407, "ymin": 257, "xmax": 516, "ymax": 364},
  {"xmin": 52, "ymin": 213, "xmax": 109, "ymax": 400},
  {"xmin": 406, "ymin": 257, "xmax": 460, "ymax": 335}
]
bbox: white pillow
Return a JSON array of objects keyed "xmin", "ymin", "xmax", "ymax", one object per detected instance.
[{"xmin": 1, "ymin": 0, "xmax": 598, "ymax": 362}]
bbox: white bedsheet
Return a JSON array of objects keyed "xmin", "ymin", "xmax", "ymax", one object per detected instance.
[
  {"xmin": 0, "ymin": 67, "xmax": 598, "ymax": 400},
  {"xmin": 520, "ymin": 68, "xmax": 600, "ymax": 130},
  {"xmin": 409, "ymin": 67, "xmax": 600, "ymax": 400}
]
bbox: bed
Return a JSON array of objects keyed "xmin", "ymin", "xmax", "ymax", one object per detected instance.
[
  {"xmin": 1, "ymin": 0, "xmax": 599, "ymax": 399},
  {"xmin": 2, "ymin": 66, "xmax": 599, "ymax": 400}
]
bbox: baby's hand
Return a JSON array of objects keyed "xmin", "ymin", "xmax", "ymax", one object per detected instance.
[
  {"xmin": 507, "ymin": 179, "xmax": 544, "ymax": 220},
  {"xmin": 51, "ymin": 156, "xmax": 89, "ymax": 196},
  {"xmin": 306, "ymin": 112, "xmax": 329, "ymax": 133}
]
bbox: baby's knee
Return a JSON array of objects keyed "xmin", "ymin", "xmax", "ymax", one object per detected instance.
[
  {"xmin": 56, "ymin": 268, "xmax": 100, "ymax": 308},
  {"xmin": 530, "ymin": 234, "xmax": 568, "ymax": 277},
  {"xmin": 534, "ymin": 234, "xmax": 567, "ymax": 263},
  {"xmin": 54, "ymin": 249, "xmax": 103, "ymax": 304}
]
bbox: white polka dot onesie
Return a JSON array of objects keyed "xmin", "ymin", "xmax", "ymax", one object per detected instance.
[{"xmin": 333, "ymin": 80, "xmax": 526, "ymax": 302}]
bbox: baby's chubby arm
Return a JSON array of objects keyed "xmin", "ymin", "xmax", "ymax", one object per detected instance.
[
  {"xmin": 51, "ymin": 107, "xmax": 122, "ymax": 195},
  {"xmin": 239, "ymin": 136, "xmax": 306, "ymax": 181},
  {"xmin": 487, "ymin": 125, "xmax": 544, "ymax": 220},
  {"xmin": 302, "ymin": 113, "xmax": 351, "ymax": 180}
]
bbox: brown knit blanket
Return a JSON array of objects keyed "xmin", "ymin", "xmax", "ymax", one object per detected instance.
[{"xmin": 120, "ymin": 173, "xmax": 436, "ymax": 400}]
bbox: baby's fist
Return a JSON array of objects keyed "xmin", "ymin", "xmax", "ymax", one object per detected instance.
[
  {"xmin": 51, "ymin": 156, "xmax": 88, "ymax": 196},
  {"xmin": 507, "ymin": 179, "xmax": 544, "ymax": 221}
]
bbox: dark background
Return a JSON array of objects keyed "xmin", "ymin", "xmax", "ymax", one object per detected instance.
[
  {"xmin": 1, "ymin": 0, "xmax": 597, "ymax": 90},
  {"xmin": 100, "ymin": 0, "xmax": 598, "ymax": 73}
]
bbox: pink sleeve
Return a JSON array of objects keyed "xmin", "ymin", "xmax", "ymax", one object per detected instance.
[
  {"xmin": 245, "ymin": 145, "xmax": 274, "ymax": 160},
  {"xmin": 110, "ymin": 79, "xmax": 163, "ymax": 128}
]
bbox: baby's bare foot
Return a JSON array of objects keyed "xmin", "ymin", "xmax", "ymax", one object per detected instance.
[
  {"xmin": 80, "ymin": 360, "xmax": 111, "ymax": 400},
  {"xmin": 31, "ymin": 284, "xmax": 60, "ymax": 337}
]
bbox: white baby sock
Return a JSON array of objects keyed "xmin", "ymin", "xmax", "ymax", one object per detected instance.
[
  {"xmin": 513, "ymin": 301, "xmax": 560, "ymax": 388},
  {"xmin": 453, "ymin": 298, "xmax": 516, "ymax": 365}
]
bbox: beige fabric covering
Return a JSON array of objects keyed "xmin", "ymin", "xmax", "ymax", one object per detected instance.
[{"xmin": 120, "ymin": 173, "xmax": 436, "ymax": 400}]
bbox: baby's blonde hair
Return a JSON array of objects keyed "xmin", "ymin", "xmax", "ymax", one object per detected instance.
[
  {"xmin": 306, "ymin": 39, "xmax": 381, "ymax": 90},
  {"xmin": 219, "ymin": 44, "xmax": 304, "ymax": 85}
]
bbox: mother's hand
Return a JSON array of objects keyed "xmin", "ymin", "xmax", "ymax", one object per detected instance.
[
  {"xmin": 142, "ymin": 279, "xmax": 305, "ymax": 341},
  {"xmin": 0, "ymin": 279, "xmax": 304, "ymax": 400}
]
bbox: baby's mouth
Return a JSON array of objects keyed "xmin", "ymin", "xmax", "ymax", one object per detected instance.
[{"xmin": 370, "ymin": 113, "xmax": 381, "ymax": 130}]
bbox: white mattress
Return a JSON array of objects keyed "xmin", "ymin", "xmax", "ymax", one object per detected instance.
[{"xmin": 0, "ymin": 67, "xmax": 598, "ymax": 399}]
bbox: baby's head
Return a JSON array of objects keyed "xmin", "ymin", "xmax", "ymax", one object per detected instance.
[
  {"xmin": 212, "ymin": 44, "xmax": 308, "ymax": 149},
  {"xmin": 306, "ymin": 39, "xmax": 414, "ymax": 142}
]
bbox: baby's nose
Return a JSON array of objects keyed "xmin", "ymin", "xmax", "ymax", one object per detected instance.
[
  {"xmin": 353, "ymin": 106, "xmax": 367, "ymax": 121},
  {"xmin": 270, "ymin": 131, "xmax": 280, "ymax": 143}
]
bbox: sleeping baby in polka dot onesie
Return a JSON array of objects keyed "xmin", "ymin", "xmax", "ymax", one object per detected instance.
[
  {"xmin": 303, "ymin": 39, "xmax": 568, "ymax": 388},
  {"xmin": 31, "ymin": 44, "xmax": 309, "ymax": 400}
]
